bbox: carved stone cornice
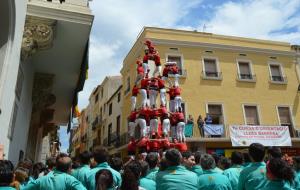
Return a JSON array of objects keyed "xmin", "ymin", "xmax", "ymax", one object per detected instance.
[{"xmin": 21, "ymin": 16, "xmax": 56, "ymax": 60}]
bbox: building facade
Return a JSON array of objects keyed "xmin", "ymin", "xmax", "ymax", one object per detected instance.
[
  {"xmin": 85, "ymin": 76, "xmax": 122, "ymax": 150},
  {"xmin": 0, "ymin": 0, "xmax": 93, "ymax": 164},
  {"xmin": 120, "ymin": 27, "xmax": 300, "ymax": 155}
]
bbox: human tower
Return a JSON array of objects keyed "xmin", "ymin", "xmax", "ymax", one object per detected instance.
[{"xmin": 127, "ymin": 39, "xmax": 187, "ymax": 154}]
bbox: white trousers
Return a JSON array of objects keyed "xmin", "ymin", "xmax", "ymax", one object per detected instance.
[
  {"xmin": 137, "ymin": 118, "xmax": 147, "ymax": 137},
  {"xmin": 169, "ymin": 99, "xmax": 176, "ymax": 112},
  {"xmin": 150, "ymin": 118, "xmax": 158, "ymax": 134},
  {"xmin": 171, "ymin": 126, "xmax": 177, "ymax": 140},
  {"xmin": 131, "ymin": 96, "xmax": 136, "ymax": 111},
  {"xmin": 177, "ymin": 122, "xmax": 186, "ymax": 142},
  {"xmin": 149, "ymin": 90, "xmax": 158, "ymax": 107},
  {"xmin": 128, "ymin": 121, "xmax": 136, "ymax": 137},
  {"xmin": 174, "ymin": 96, "xmax": 182, "ymax": 112},
  {"xmin": 140, "ymin": 89, "xmax": 148, "ymax": 107},
  {"xmin": 174, "ymin": 74, "xmax": 179, "ymax": 87},
  {"xmin": 160, "ymin": 88, "xmax": 166, "ymax": 106},
  {"xmin": 143, "ymin": 63, "xmax": 149, "ymax": 75},
  {"xmin": 162, "ymin": 118, "xmax": 170, "ymax": 136},
  {"xmin": 153, "ymin": 65, "xmax": 162, "ymax": 77}
]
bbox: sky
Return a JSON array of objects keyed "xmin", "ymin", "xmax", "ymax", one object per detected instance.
[{"xmin": 60, "ymin": 0, "xmax": 300, "ymax": 152}]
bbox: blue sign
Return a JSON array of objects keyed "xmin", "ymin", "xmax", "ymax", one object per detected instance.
[{"xmin": 204, "ymin": 124, "xmax": 224, "ymax": 136}]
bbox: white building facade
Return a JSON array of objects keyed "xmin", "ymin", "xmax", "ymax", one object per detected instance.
[{"xmin": 0, "ymin": 0, "xmax": 93, "ymax": 164}]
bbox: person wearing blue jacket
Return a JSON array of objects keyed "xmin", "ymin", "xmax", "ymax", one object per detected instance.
[
  {"xmin": 198, "ymin": 154, "xmax": 232, "ymax": 190},
  {"xmin": 238, "ymin": 143, "xmax": 267, "ymax": 190},
  {"xmin": 85, "ymin": 147, "xmax": 121, "ymax": 190},
  {"xmin": 140, "ymin": 161, "xmax": 156, "ymax": 190},
  {"xmin": 71, "ymin": 151, "xmax": 91, "ymax": 187},
  {"xmin": 145, "ymin": 152, "xmax": 159, "ymax": 181},
  {"xmin": 22, "ymin": 153, "xmax": 86, "ymax": 190},
  {"xmin": 223, "ymin": 151, "xmax": 244, "ymax": 190},
  {"xmin": 156, "ymin": 148, "xmax": 198, "ymax": 190},
  {"xmin": 260, "ymin": 158, "xmax": 294, "ymax": 190},
  {"xmin": 191, "ymin": 151, "xmax": 203, "ymax": 176}
]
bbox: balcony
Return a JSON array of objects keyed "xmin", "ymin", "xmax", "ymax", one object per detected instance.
[
  {"xmin": 92, "ymin": 116, "xmax": 102, "ymax": 130},
  {"xmin": 269, "ymin": 75, "xmax": 287, "ymax": 84},
  {"xmin": 202, "ymin": 71, "xmax": 222, "ymax": 80},
  {"xmin": 237, "ymin": 73, "xmax": 256, "ymax": 82}
]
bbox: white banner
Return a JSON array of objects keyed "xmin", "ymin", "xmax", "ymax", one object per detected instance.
[
  {"xmin": 230, "ymin": 125, "xmax": 292, "ymax": 147},
  {"xmin": 204, "ymin": 124, "xmax": 224, "ymax": 136}
]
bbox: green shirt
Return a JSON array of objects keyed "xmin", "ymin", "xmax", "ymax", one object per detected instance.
[
  {"xmin": 71, "ymin": 165, "xmax": 90, "ymax": 187},
  {"xmin": 198, "ymin": 169, "xmax": 232, "ymax": 190},
  {"xmin": 20, "ymin": 176, "xmax": 35, "ymax": 189},
  {"xmin": 156, "ymin": 165, "xmax": 198, "ymax": 190},
  {"xmin": 140, "ymin": 177, "xmax": 156, "ymax": 190},
  {"xmin": 292, "ymin": 170, "xmax": 300, "ymax": 190},
  {"xmin": 223, "ymin": 165, "xmax": 243, "ymax": 190},
  {"xmin": 260, "ymin": 180, "xmax": 294, "ymax": 190},
  {"xmin": 237, "ymin": 162, "xmax": 267, "ymax": 190},
  {"xmin": 191, "ymin": 165, "xmax": 203, "ymax": 176},
  {"xmin": 215, "ymin": 167, "xmax": 224, "ymax": 173},
  {"xmin": 145, "ymin": 167, "xmax": 159, "ymax": 181},
  {"xmin": 86, "ymin": 162, "xmax": 121, "ymax": 190},
  {"xmin": 21, "ymin": 170, "xmax": 86, "ymax": 190},
  {"xmin": 0, "ymin": 187, "xmax": 16, "ymax": 190}
]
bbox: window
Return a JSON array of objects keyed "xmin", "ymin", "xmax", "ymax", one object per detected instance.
[
  {"xmin": 207, "ymin": 104, "xmax": 223, "ymax": 124},
  {"xmin": 95, "ymin": 94, "xmax": 99, "ymax": 103},
  {"xmin": 167, "ymin": 55, "xmax": 183, "ymax": 75},
  {"xmin": 203, "ymin": 58, "xmax": 221, "ymax": 78},
  {"xmin": 101, "ymin": 88, "xmax": 104, "ymax": 98},
  {"xmin": 109, "ymin": 103, "xmax": 112, "ymax": 115},
  {"xmin": 15, "ymin": 67, "xmax": 24, "ymax": 100},
  {"xmin": 108, "ymin": 123, "xmax": 112, "ymax": 146},
  {"xmin": 244, "ymin": 105, "xmax": 260, "ymax": 125},
  {"xmin": 237, "ymin": 61, "xmax": 254, "ymax": 80},
  {"xmin": 277, "ymin": 106, "xmax": 294, "ymax": 137},
  {"xmin": 269, "ymin": 64, "xmax": 284, "ymax": 82},
  {"xmin": 125, "ymin": 77, "xmax": 130, "ymax": 94},
  {"xmin": 117, "ymin": 92, "xmax": 121, "ymax": 102},
  {"xmin": 116, "ymin": 115, "xmax": 121, "ymax": 137},
  {"xmin": 7, "ymin": 102, "xmax": 18, "ymax": 140}
]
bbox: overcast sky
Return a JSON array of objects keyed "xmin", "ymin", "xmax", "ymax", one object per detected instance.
[{"xmin": 60, "ymin": 0, "xmax": 300, "ymax": 152}]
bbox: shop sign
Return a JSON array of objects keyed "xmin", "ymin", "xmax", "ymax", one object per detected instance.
[{"xmin": 230, "ymin": 125, "xmax": 291, "ymax": 147}]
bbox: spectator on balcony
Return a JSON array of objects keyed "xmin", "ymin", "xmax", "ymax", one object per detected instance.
[
  {"xmin": 72, "ymin": 151, "xmax": 91, "ymax": 187},
  {"xmin": 238, "ymin": 143, "xmax": 267, "ymax": 190},
  {"xmin": 223, "ymin": 151, "xmax": 244, "ymax": 190},
  {"xmin": 182, "ymin": 151, "xmax": 195, "ymax": 170},
  {"xmin": 139, "ymin": 161, "xmax": 156, "ymax": 190},
  {"xmin": 191, "ymin": 151, "xmax": 203, "ymax": 176},
  {"xmin": 0, "ymin": 160, "xmax": 15, "ymax": 189},
  {"xmin": 156, "ymin": 148, "xmax": 198, "ymax": 190},
  {"xmin": 187, "ymin": 115, "xmax": 194, "ymax": 124},
  {"xmin": 145, "ymin": 152, "xmax": 159, "ymax": 181},
  {"xmin": 86, "ymin": 147, "xmax": 121, "ymax": 190},
  {"xmin": 198, "ymin": 154, "xmax": 232, "ymax": 190},
  {"xmin": 22, "ymin": 153, "xmax": 86, "ymax": 190},
  {"xmin": 197, "ymin": 115, "xmax": 204, "ymax": 137}
]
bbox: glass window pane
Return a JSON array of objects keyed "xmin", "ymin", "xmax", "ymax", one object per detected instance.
[
  {"xmin": 244, "ymin": 106, "xmax": 259, "ymax": 125},
  {"xmin": 278, "ymin": 107, "xmax": 291, "ymax": 125}
]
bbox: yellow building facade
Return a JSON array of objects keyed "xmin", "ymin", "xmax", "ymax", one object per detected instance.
[{"xmin": 120, "ymin": 27, "xmax": 300, "ymax": 153}]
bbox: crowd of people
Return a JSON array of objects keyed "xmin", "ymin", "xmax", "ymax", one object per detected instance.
[{"xmin": 1, "ymin": 143, "xmax": 300, "ymax": 190}]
